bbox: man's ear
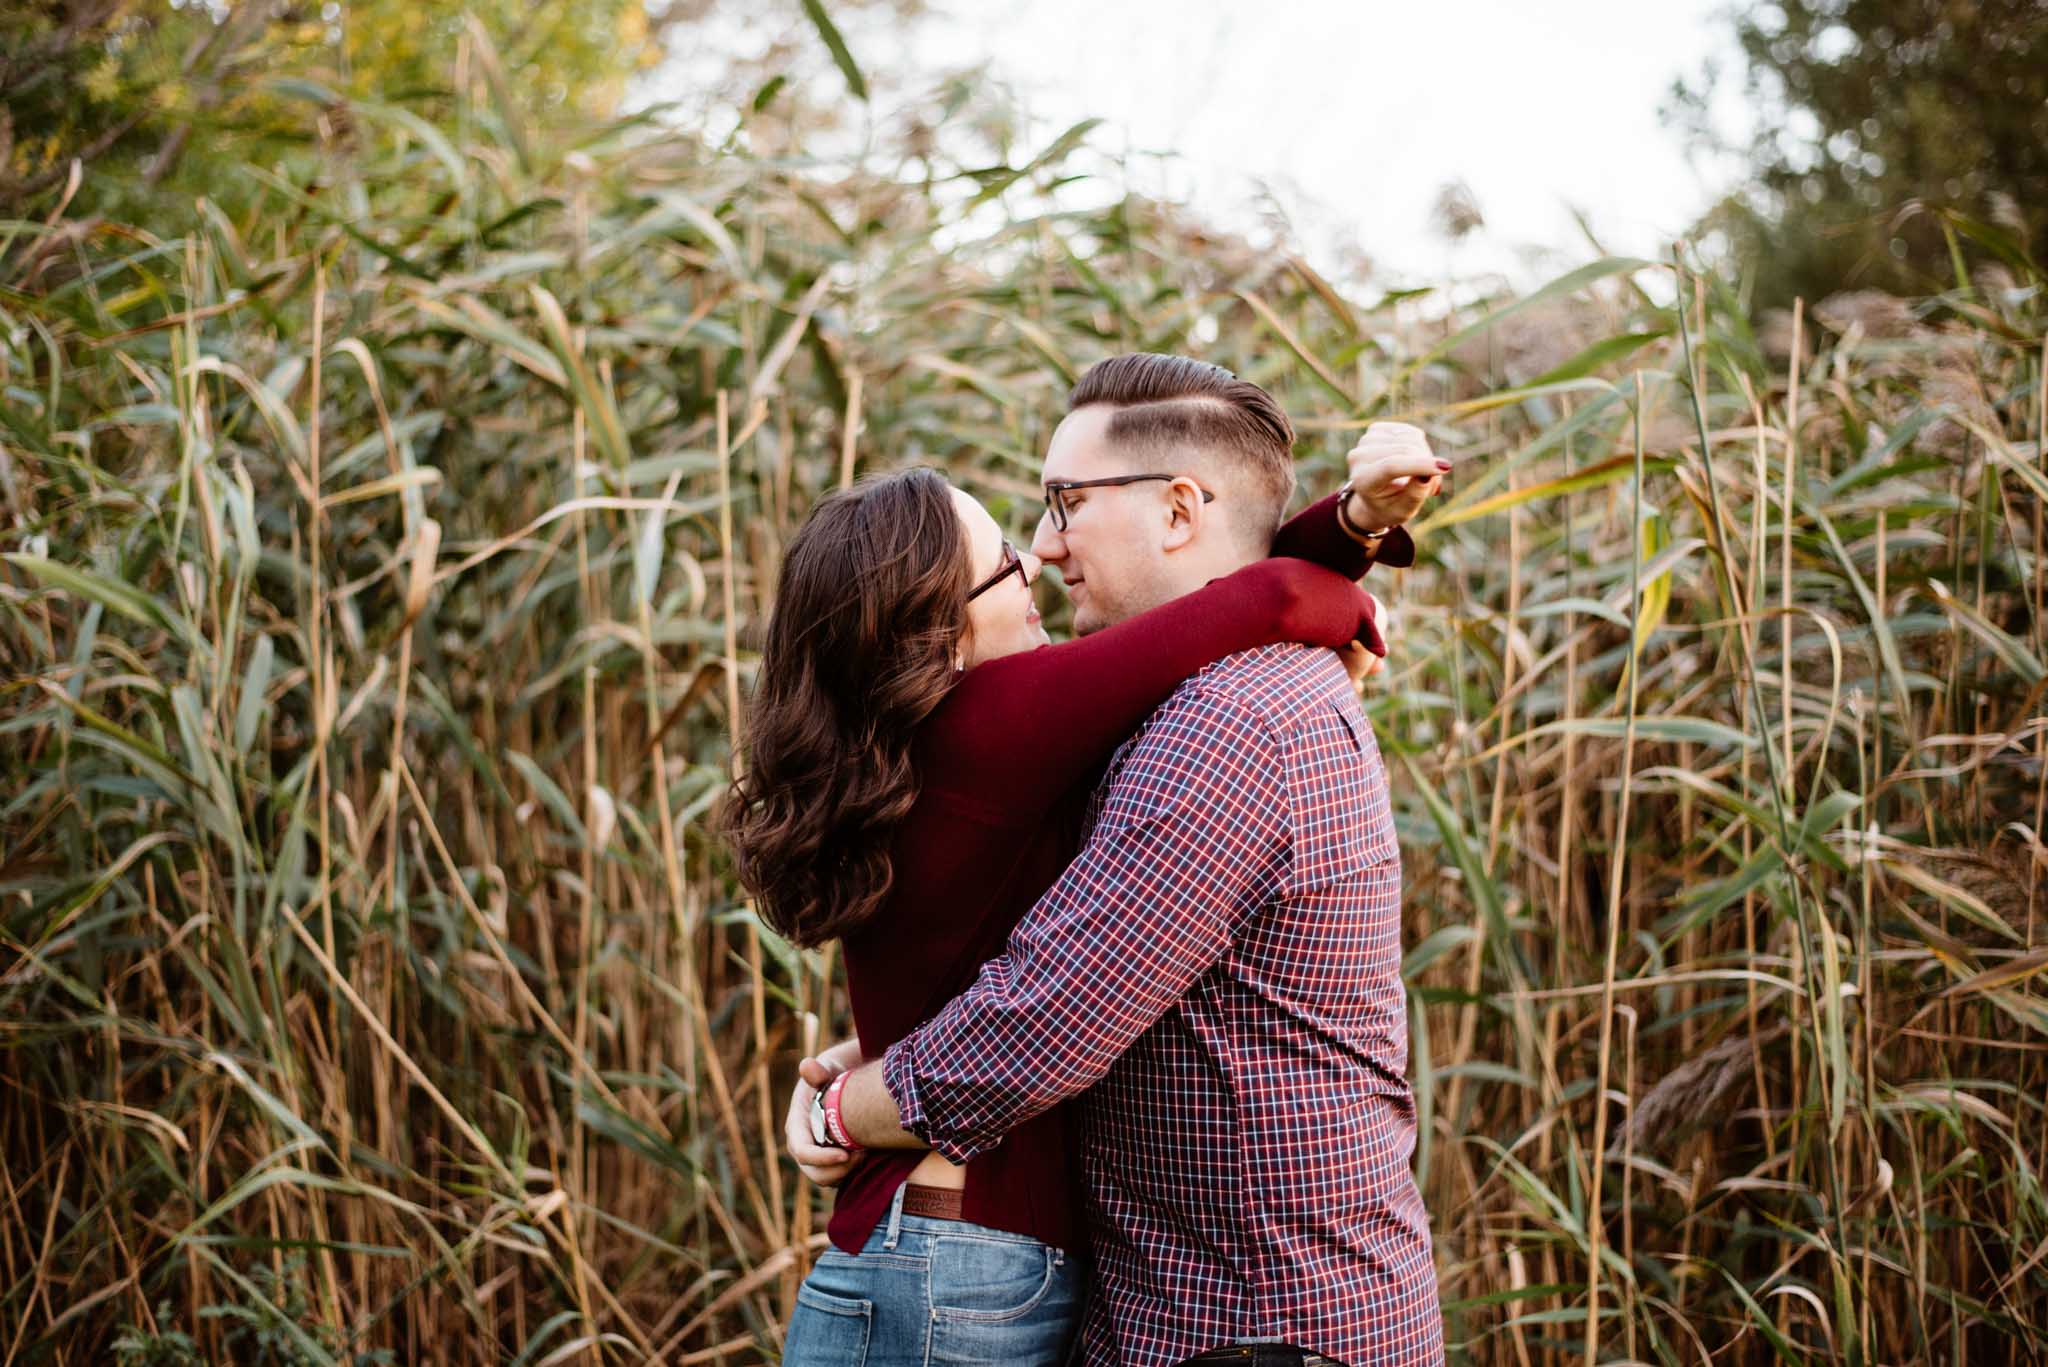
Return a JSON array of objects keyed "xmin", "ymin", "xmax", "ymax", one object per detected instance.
[{"xmin": 1160, "ymin": 477, "xmax": 1206, "ymax": 552}]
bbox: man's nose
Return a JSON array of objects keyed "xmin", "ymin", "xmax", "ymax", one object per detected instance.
[{"xmin": 1029, "ymin": 510, "xmax": 1064, "ymax": 563}]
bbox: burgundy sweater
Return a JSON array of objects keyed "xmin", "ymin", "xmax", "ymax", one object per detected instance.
[{"xmin": 829, "ymin": 496, "xmax": 1415, "ymax": 1255}]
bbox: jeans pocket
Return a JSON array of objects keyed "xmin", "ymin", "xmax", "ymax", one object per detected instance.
[
  {"xmin": 929, "ymin": 1239, "xmax": 1080, "ymax": 1365},
  {"xmin": 929, "ymin": 1235, "xmax": 1058, "ymax": 1322},
  {"xmin": 784, "ymin": 1280, "xmax": 872, "ymax": 1367}
]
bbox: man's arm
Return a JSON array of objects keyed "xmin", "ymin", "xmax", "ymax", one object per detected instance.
[
  {"xmin": 834, "ymin": 689, "xmax": 1290, "ymax": 1160},
  {"xmin": 786, "ymin": 1038, "xmax": 901, "ymax": 1177},
  {"xmin": 833, "ymin": 1056, "xmax": 927, "ymax": 1149}
]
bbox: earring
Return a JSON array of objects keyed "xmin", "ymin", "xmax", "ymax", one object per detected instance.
[{"xmin": 953, "ymin": 654, "xmax": 965, "ymax": 674}]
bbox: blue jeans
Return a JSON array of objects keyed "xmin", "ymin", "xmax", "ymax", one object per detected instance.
[{"xmin": 783, "ymin": 1184, "xmax": 1083, "ymax": 1366}]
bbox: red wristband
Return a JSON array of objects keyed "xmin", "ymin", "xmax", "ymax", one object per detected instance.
[{"xmin": 822, "ymin": 1070, "xmax": 864, "ymax": 1152}]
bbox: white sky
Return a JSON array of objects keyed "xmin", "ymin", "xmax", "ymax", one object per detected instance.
[{"xmin": 906, "ymin": 0, "xmax": 1751, "ymax": 286}]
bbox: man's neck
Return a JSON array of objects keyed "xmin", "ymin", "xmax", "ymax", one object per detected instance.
[
  {"xmin": 1150, "ymin": 548, "xmax": 1259, "ymax": 611},
  {"xmin": 1090, "ymin": 548, "xmax": 1260, "ymax": 631}
]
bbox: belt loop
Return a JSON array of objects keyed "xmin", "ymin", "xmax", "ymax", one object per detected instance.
[{"xmin": 882, "ymin": 1179, "xmax": 907, "ymax": 1250}]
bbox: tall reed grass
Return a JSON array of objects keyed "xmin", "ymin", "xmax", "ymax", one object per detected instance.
[{"xmin": 2, "ymin": 47, "xmax": 2044, "ymax": 1365}]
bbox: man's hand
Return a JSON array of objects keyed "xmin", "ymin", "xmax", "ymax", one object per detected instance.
[
  {"xmin": 1344, "ymin": 422, "xmax": 1449, "ymax": 531},
  {"xmin": 1336, "ymin": 594, "xmax": 1390, "ymax": 685},
  {"xmin": 785, "ymin": 1046, "xmax": 862, "ymax": 1188},
  {"xmin": 1335, "ymin": 641, "xmax": 1384, "ymax": 683}
]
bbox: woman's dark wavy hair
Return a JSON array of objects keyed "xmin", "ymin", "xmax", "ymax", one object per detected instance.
[{"xmin": 717, "ymin": 467, "xmax": 970, "ymax": 947}]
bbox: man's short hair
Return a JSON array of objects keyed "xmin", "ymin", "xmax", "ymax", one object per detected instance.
[{"xmin": 1067, "ymin": 354, "xmax": 1297, "ymax": 543}]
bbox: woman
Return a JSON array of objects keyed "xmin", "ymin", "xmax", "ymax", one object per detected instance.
[{"xmin": 721, "ymin": 458, "xmax": 1413, "ymax": 1366}]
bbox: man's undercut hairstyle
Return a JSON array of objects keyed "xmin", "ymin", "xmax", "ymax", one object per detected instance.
[{"xmin": 1068, "ymin": 353, "xmax": 1296, "ymax": 543}]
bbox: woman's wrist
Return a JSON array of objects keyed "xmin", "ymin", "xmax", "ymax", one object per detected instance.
[{"xmin": 1336, "ymin": 483, "xmax": 1394, "ymax": 550}]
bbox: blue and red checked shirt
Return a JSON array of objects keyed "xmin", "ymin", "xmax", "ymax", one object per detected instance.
[
  {"xmin": 829, "ymin": 497, "xmax": 1402, "ymax": 1259},
  {"xmin": 883, "ymin": 643, "xmax": 1442, "ymax": 1367}
]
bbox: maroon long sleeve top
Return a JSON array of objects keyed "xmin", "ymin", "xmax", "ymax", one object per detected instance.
[{"xmin": 828, "ymin": 497, "xmax": 1415, "ymax": 1255}]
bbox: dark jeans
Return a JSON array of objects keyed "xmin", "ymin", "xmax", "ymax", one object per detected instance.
[{"xmin": 1174, "ymin": 1345, "xmax": 1346, "ymax": 1367}]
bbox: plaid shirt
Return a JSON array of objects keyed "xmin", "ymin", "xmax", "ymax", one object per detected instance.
[{"xmin": 884, "ymin": 644, "xmax": 1441, "ymax": 1367}]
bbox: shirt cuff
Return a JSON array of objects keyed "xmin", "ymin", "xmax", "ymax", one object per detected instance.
[{"xmin": 881, "ymin": 1038, "xmax": 980, "ymax": 1165}]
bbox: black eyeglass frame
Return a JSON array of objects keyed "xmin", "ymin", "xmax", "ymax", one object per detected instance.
[
  {"xmin": 966, "ymin": 539, "xmax": 1029, "ymax": 602},
  {"xmin": 1041, "ymin": 474, "xmax": 1216, "ymax": 532}
]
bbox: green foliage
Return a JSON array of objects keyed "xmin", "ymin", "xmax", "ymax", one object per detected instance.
[
  {"xmin": 1672, "ymin": 0, "xmax": 2047, "ymax": 307},
  {"xmin": 2, "ymin": 11, "xmax": 2046, "ymax": 1362},
  {"xmin": 0, "ymin": 0, "xmax": 654, "ymax": 222},
  {"xmin": 0, "ymin": 1, "xmax": 191, "ymax": 207},
  {"xmin": 112, "ymin": 1305, "xmax": 204, "ymax": 1367}
]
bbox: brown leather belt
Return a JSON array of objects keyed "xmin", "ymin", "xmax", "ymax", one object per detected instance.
[{"xmin": 900, "ymin": 1182, "xmax": 965, "ymax": 1220}]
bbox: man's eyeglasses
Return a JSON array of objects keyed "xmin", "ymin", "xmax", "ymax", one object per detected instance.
[
  {"xmin": 1041, "ymin": 474, "xmax": 1215, "ymax": 533},
  {"xmin": 966, "ymin": 539, "xmax": 1029, "ymax": 602}
]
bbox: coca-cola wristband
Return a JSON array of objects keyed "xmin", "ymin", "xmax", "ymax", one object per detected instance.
[{"xmin": 821, "ymin": 1070, "xmax": 864, "ymax": 1153}]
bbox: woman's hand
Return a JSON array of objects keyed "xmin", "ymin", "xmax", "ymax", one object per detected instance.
[
  {"xmin": 785, "ymin": 1042, "xmax": 864, "ymax": 1187},
  {"xmin": 1345, "ymin": 422, "xmax": 1449, "ymax": 531}
]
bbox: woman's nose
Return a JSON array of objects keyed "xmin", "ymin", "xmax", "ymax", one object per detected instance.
[{"xmin": 1021, "ymin": 550, "xmax": 1044, "ymax": 583}]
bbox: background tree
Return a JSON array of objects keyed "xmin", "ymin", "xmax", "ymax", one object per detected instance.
[{"xmin": 1669, "ymin": 0, "xmax": 2047, "ymax": 308}]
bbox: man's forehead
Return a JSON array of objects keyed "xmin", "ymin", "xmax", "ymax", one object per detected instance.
[{"xmin": 1040, "ymin": 406, "xmax": 1118, "ymax": 484}]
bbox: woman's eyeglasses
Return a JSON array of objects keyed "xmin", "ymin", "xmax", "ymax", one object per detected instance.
[
  {"xmin": 966, "ymin": 539, "xmax": 1029, "ymax": 602},
  {"xmin": 1041, "ymin": 474, "xmax": 1215, "ymax": 533}
]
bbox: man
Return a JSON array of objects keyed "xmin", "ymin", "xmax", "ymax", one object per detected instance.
[{"xmin": 794, "ymin": 354, "xmax": 1446, "ymax": 1367}]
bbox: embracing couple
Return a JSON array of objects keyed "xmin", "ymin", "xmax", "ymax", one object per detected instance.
[{"xmin": 721, "ymin": 354, "xmax": 1447, "ymax": 1367}]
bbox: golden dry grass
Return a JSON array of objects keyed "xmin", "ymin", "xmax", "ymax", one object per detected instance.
[{"xmin": 1, "ymin": 40, "xmax": 2044, "ymax": 1366}]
